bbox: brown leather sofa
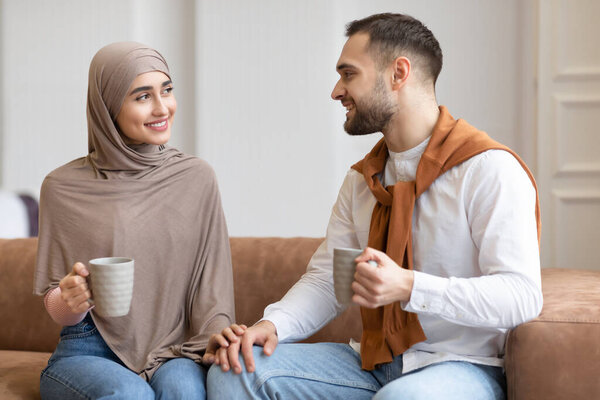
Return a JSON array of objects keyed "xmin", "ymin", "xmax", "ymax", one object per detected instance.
[{"xmin": 1, "ymin": 237, "xmax": 599, "ymax": 399}]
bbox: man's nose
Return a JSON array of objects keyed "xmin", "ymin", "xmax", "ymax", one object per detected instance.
[{"xmin": 331, "ymin": 80, "xmax": 346, "ymax": 100}]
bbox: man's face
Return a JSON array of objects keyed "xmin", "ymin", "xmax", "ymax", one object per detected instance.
[{"xmin": 331, "ymin": 33, "xmax": 395, "ymax": 136}]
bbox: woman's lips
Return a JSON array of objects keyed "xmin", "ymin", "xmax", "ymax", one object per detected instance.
[{"xmin": 144, "ymin": 118, "xmax": 168, "ymax": 131}]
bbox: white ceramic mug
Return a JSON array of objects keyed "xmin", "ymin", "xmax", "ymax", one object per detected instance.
[
  {"xmin": 333, "ymin": 248, "xmax": 377, "ymax": 305},
  {"xmin": 88, "ymin": 257, "xmax": 134, "ymax": 317}
]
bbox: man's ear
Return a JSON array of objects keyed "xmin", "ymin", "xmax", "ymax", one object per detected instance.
[{"xmin": 391, "ymin": 57, "xmax": 411, "ymax": 91}]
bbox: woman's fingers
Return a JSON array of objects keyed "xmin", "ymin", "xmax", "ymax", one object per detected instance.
[
  {"xmin": 72, "ymin": 262, "xmax": 89, "ymax": 277},
  {"xmin": 67, "ymin": 290, "xmax": 93, "ymax": 313}
]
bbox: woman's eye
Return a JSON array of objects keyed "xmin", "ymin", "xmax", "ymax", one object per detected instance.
[
  {"xmin": 136, "ymin": 94, "xmax": 150, "ymax": 101},
  {"xmin": 163, "ymin": 86, "xmax": 173, "ymax": 95}
]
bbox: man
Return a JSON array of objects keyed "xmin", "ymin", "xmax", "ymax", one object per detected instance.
[{"xmin": 207, "ymin": 13, "xmax": 542, "ymax": 400}]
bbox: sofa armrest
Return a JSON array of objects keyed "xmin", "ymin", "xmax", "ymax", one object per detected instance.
[
  {"xmin": 0, "ymin": 238, "xmax": 61, "ymax": 352},
  {"xmin": 505, "ymin": 268, "xmax": 600, "ymax": 400}
]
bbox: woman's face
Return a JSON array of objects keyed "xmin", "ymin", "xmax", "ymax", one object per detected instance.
[{"xmin": 116, "ymin": 71, "xmax": 176, "ymax": 145}]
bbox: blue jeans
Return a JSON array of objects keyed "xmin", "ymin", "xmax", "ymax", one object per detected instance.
[
  {"xmin": 207, "ymin": 343, "xmax": 506, "ymax": 400},
  {"xmin": 40, "ymin": 315, "xmax": 207, "ymax": 399}
]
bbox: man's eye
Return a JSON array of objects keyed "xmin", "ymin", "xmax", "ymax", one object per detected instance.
[{"xmin": 344, "ymin": 72, "xmax": 354, "ymax": 79}]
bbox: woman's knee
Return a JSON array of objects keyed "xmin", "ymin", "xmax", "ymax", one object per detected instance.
[
  {"xmin": 152, "ymin": 358, "xmax": 207, "ymax": 399},
  {"xmin": 40, "ymin": 357, "xmax": 154, "ymax": 400},
  {"xmin": 40, "ymin": 367, "xmax": 154, "ymax": 400}
]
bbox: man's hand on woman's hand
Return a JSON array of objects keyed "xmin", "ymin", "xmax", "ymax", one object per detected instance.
[
  {"xmin": 58, "ymin": 262, "xmax": 92, "ymax": 314},
  {"xmin": 215, "ymin": 320, "xmax": 278, "ymax": 374},
  {"xmin": 202, "ymin": 323, "xmax": 247, "ymax": 366}
]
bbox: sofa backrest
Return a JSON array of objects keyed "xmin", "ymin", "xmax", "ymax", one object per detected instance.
[
  {"xmin": 0, "ymin": 237, "xmax": 362, "ymax": 353},
  {"xmin": 230, "ymin": 237, "xmax": 362, "ymax": 343}
]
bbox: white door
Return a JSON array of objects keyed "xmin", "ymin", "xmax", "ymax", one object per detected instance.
[{"xmin": 537, "ymin": 0, "xmax": 600, "ymax": 270}]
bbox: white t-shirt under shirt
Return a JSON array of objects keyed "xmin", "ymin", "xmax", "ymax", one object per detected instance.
[{"xmin": 263, "ymin": 137, "xmax": 542, "ymax": 373}]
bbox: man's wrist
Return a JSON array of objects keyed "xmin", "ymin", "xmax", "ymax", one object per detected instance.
[
  {"xmin": 404, "ymin": 270, "xmax": 415, "ymax": 302},
  {"xmin": 255, "ymin": 319, "xmax": 278, "ymax": 337}
]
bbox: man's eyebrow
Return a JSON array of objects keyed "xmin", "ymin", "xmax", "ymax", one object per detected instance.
[
  {"xmin": 129, "ymin": 80, "xmax": 173, "ymax": 96},
  {"xmin": 336, "ymin": 63, "xmax": 357, "ymax": 71}
]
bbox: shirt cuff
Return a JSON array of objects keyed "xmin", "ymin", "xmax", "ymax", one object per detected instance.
[
  {"xmin": 259, "ymin": 310, "xmax": 294, "ymax": 343},
  {"xmin": 403, "ymin": 271, "xmax": 450, "ymax": 315}
]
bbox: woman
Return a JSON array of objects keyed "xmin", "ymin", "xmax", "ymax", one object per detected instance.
[{"xmin": 33, "ymin": 42, "xmax": 234, "ymax": 399}]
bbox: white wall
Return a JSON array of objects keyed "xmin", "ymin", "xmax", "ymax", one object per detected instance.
[
  {"xmin": 0, "ymin": 0, "xmax": 532, "ymax": 237},
  {"xmin": 194, "ymin": 0, "xmax": 531, "ymax": 237}
]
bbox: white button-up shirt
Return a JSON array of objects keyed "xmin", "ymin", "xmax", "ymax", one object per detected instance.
[{"xmin": 263, "ymin": 137, "xmax": 542, "ymax": 373}]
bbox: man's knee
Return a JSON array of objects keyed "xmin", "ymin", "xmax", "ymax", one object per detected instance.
[
  {"xmin": 373, "ymin": 362, "xmax": 505, "ymax": 400},
  {"xmin": 207, "ymin": 345, "xmax": 275, "ymax": 398},
  {"xmin": 207, "ymin": 363, "xmax": 250, "ymax": 398},
  {"xmin": 373, "ymin": 380, "xmax": 423, "ymax": 400}
]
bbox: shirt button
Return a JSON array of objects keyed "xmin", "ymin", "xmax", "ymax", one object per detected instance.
[{"xmin": 421, "ymin": 304, "xmax": 427, "ymax": 310}]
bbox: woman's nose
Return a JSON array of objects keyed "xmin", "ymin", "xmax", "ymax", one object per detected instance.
[{"xmin": 153, "ymin": 97, "xmax": 169, "ymax": 116}]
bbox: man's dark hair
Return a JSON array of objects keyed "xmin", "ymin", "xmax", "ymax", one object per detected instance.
[{"xmin": 346, "ymin": 13, "xmax": 443, "ymax": 86}]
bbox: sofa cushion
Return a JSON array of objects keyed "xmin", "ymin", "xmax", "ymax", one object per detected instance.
[{"xmin": 505, "ymin": 268, "xmax": 600, "ymax": 400}]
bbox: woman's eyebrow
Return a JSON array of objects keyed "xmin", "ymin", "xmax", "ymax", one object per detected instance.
[
  {"xmin": 129, "ymin": 80, "xmax": 172, "ymax": 96},
  {"xmin": 129, "ymin": 86, "xmax": 152, "ymax": 96}
]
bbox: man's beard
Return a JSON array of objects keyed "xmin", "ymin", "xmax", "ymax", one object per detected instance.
[{"xmin": 344, "ymin": 76, "xmax": 395, "ymax": 136}]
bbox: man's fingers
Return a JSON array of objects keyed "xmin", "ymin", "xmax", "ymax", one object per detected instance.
[
  {"xmin": 241, "ymin": 333, "xmax": 257, "ymax": 373},
  {"xmin": 217, "ymin": 347, "xmax": 229, "ymax": 371},
  {"xmin": 227, "ymin": 340, "xmax": 243, "ymax": 374},
  {"xmin": 354, "ymin": 262, "xmax": 382, "ymax": 286},
  {"xmin": 230, "ymin": 324, "xmax": 246, "ymax": 336},
  {"xmin": 352, "ymin": 293, "xmax": 377, "ymax": 308},
  {"xmin": 224, "ymin": 327, "xmax": 245, "ymax": 343},
  {"xmin": 210, "ymin": 333, "xmax": 229, "ymax": 349},
  {"xmin": 263, "ymin": 334, "xmax": 278, "ymax": 356},
  {"xmin": 355, "ymin": 247, "xmax": 388, "ymax": 264},
  {"xmin": 353, "ymin": 279, "xmax": 381, "ymax": 303},
  {"xmin": 221, "ymin": 327, "xmax": 237, "ymax": 342}
]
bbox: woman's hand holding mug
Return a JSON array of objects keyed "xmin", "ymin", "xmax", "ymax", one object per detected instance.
[{"xmin": 58, "ymin": 262, "xmax": 92, "ymax": 314}]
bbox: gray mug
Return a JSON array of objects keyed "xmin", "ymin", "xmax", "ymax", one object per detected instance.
[
  {"xmin": 88, "ymin": 257, "xmax": 134, "ymax": 317},
  {"xmin": 333, "ymin": 248, "xmax": 376, "ymax": 305}
]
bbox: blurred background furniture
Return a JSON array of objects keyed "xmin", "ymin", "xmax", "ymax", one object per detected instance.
[{"xmin": 0, "ymin": 191, "xmax": 38, "ymax": 238}]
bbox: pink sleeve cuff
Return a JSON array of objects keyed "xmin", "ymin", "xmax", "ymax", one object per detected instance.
[{"xmin": 44, "ymin": 287, "xmax": 88, "ymax": 326}]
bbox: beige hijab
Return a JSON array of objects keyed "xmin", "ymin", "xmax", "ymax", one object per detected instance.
[{"xmin": 33, "ymin": 42, "xmax": 235, "ymax": 380}]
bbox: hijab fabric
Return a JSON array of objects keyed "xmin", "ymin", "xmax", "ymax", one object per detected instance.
[
  {"xmin": 352, "ymin": 106, "xmax": 541, "ymax": 370},
  {"xmin": 34, "ymin": 42, "xmax": 235, "ymax": 379}
]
